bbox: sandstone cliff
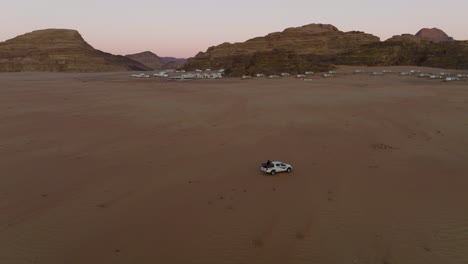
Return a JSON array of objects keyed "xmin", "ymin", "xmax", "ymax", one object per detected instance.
[
  {"xmin": 415, "ymin": 28, "xmax": 454, "ymax": 42},
  {"xmin": 183, "ymin": 24, "xmax": 379, "ymax": 75},
  {"xmin": 0, "ymin": 29, "xmax": 150, "ymax": 72},
  {"xmin": 337, "ymin": 34, "xmax": 468, "ymax": 69},
  {"xmin": 183, "ymin": 24, "xmax": 468, "ymax": 76}
]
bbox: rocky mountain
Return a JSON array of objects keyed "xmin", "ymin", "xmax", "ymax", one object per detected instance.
[
  {"xmin": 415, "ymin": 28, "xmax": 454, "ymax": 42},
  {"xmin": 183, "ymin": 24, "xmax": 468, "ymax": 76},
  {"xmin": 0, "ymin": 29, "xmax": 150, "ymax": 72},
  {"xmin": 183, "ymin": 24, "xmax": 379, "ymax": 75},
  {"xmin": 337, "ymin": 34, "xmax": 468, "ymax": 69},
  {"xmin": 126, "ymin": 51, "xmax": 165, "ymax": 70},
  {"xmin": 161, "ymin": 57, "xmax": 187, "ymax": 69},
  {"xmin": 161, "ymin": 57, "xmax": 187, "ymax": 65},
  {"xmin": 125, "ymin": 51, "xmax": 187, "ymax": 70}
]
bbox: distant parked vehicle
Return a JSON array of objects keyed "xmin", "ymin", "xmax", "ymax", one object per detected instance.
[
  {"xmin": 419, "ymin": 73, "xmax": 431, "ymax": 78},
  {"xmin": 261, "ymin": 161, "xmax": 293, "ymax": 175},
  {"xmin": 131, "ymin": 73, "xmax": 150, "ymax": 78},
  {"xmin": 445, "ymin": 77, "xmax": 460, "ymax": 82},
  {"xmin": 154, "ymin": 72, "xmax": 169, "ymax": 77}
]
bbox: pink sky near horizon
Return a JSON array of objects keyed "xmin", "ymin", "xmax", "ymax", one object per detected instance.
[{"xmin": 1, "ymin": 0, "xmax": 467, "ymax": 58}]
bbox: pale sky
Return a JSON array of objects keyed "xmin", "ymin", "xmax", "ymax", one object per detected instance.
[{"xmin": 1, "ymin": 0, "xmax": 467, "ymax": 58}]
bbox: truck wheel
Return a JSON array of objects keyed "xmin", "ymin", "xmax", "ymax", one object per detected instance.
[
  {"xmin": 287, "ymin": 167, "xmax": 292, "ymax": 173},
  {"xmin": 270, "ymin": 170, "xmax": 276, "ymax": 175}
]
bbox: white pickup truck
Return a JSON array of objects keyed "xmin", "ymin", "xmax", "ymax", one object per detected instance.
[{"xmin": 261, "ymin": 161, "xmax": 293, "ymax": 175}]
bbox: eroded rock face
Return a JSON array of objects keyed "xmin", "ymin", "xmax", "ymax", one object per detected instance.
[
  {"xmin": 183, "ymin": 24, "xmax": 380, "ymax": 75},
  {"xmin": 415, "ymin": 28, "xmax": 454, "ymax": 42},
  {"xmin": 337, "ymin": 34, "xmax": 468, "ymax": 69},
  {"xmin": 183, "ymin": 24, "xmax": 468, "ymax": 76},
  {"xmin": 0, "ymin": 29, "xmax": 150, "ymax": 72}
]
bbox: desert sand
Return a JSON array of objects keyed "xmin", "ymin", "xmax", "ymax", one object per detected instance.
[{"xmin": 1, "ymin": 66, "xmax": 467, "ymax": 264}]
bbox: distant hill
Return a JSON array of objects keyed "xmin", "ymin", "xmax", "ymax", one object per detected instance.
[
  {"xmin": 161, "ymin": 57, "xmax": 187, "ymax": 65},
  {"xmin": 161, "ymin": 57, "xmax": 187, "ymax": 69},
  {"xmin": 337, "ymin": 34, "xmax": 467, "ymax": 70},
  {"xmin": 183, "ymin": 24, "xmax": 380, "ymax": 75},
  {"xmin": 126, "ymin": 51, "xmax": 187, "ymax": 70},
  {"xmin": 0, "ymin": 29, "xmax": 150, "ymax": 72},
  {"xmin": 415, "ymin": 28, "xmax": 454, "ymax": 42},
  {"xmin": 183, "ymin": 24, "xmax": 468, "ymax": 76},
  {"xmin": 126, "ymin": 51, "xmax": 165, "ymax": 70}
]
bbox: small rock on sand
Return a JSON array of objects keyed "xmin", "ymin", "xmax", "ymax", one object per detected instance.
[
  {"xmin": 295, "ymin": 232, "xmax": 306, "ymax": 240},
  {"xmin": 372, "ymin": 143, "xmax": 397, "ymax": 150},
  {"xmin": 252, "ymin": 239, "xmax": 264, "ymax": 248}
]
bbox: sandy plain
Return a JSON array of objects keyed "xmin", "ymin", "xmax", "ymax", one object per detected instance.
[{"xmin": 1, "ymin": 66, "xmax": 468, "ymax": 264}]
